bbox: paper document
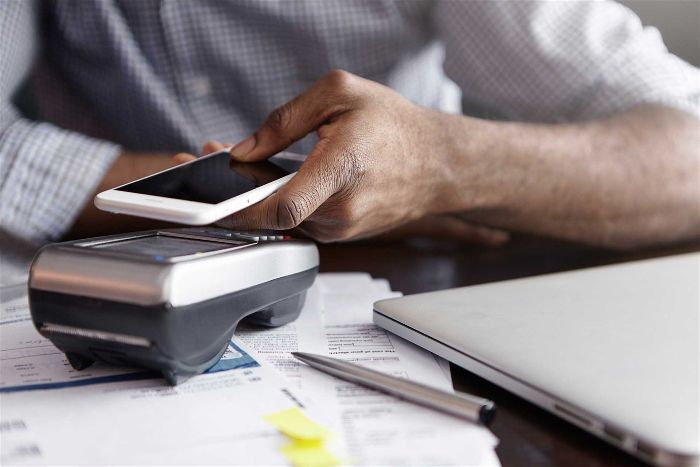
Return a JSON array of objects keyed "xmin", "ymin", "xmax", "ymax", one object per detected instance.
[
  {"xmin": 1, "ymin": 356, "xmax": 300, "ymax": 465},
  {"xmin": 0, "ymin": 295, "xmax": 253, "ymax": 393},
  {"xmin": 1, "ymin": 274, "xmax": 499, "ymax": 466},
  {"xmin": 237, "ymin": 273, "xmax": 499, "ymax": 466},
  {"xmin": 0, "ymin": 296, "xmax": 306, "ymax": 465}
]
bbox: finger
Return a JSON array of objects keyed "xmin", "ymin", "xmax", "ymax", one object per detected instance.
[
  {"xmin": 201, "ymin": 140, "xmax": 226, "ymax": 155},
  {"xmin": 173, "ymin": 153, "xmax": 197, "ymax": 164},
  {"xmin": 230, "ymin": 70, "xmax": 359, "ymax": 162},
  {"xmin": 446, "ymin": 221, "xmax": 510, "ymax": 246},
  {"xmin": 219, "ymin": 147, "xmax": 346, "ymax": 230}
]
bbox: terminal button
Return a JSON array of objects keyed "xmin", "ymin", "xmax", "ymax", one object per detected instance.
[{"xmin": 227, "ymin": 231, "xmax": 291, "ymax": 242}]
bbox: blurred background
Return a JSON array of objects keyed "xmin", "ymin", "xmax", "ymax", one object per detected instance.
[
  {"xmin": 621, "ymin": 0, "xmax": 699, "ymax": 66},
  {"xmin": 11, "ymin": 1, "xmax": 699, "ymax": 115},
  {"xmin": 12, "ymin": 1, "xmax": 699, "ymax": 117}
]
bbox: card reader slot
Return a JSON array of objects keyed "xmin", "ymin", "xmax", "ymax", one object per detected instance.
[{"xmin": 40, "ymin": 323, "xmax": 152, "ymax": 348}]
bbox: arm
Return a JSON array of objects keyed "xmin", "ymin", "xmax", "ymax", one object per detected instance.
[
  {"xmin": 0, "ymin": 2, "xmax": 191, "ymax": 242},
  {"xmin": 0, "ymin": 1, "xmax": 120, "ymax": 243},
  {"xmin": 431, "ymin": 0, "xmax": 700, "ymax": 248},
  {"xmin": 429, "ymin": 104, "xmax": 699, "ymax": 249},
  {"xmin": 220, "ymin": 1, "xmax": 699, "ymax": 249},
  {"xmin": 221, "ymin": 71, "xmax": 698, "ymax": 249}
]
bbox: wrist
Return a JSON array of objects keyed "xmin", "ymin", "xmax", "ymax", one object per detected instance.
[{"xmin": 425, "ymin": 111, "xmax": 508, "ymax": 216}]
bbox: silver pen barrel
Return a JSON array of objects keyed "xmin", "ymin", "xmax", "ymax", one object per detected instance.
[{"xmin": 292, "ymin": 352, "xmax": 495, "ymax": 425}]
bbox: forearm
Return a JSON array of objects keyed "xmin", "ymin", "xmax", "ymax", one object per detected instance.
[
  {"xmin": 66, "ymin": 152, "xmax": 182, "ymax": 239},
  {"xmin": 435, "ymin": 105, "xmax": 700, "ymax": 249}
]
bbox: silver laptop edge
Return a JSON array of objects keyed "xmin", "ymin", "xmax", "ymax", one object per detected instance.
[{"xmin": 373, "ymin": 254, "xmax": 699, "ymax": 467}]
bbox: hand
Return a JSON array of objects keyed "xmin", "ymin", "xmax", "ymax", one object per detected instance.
[
  {"xmin": 183, "ymin": 138, "xmax": 509, "ymax": 245},
  {"xmin": 217, "ymin": 70, "xmax": 504, "ymax": 243}
]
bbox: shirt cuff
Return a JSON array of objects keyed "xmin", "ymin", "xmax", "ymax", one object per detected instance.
[{"xmin": 0, "ymin": 120, "xmax": 121, "ymax": 243}]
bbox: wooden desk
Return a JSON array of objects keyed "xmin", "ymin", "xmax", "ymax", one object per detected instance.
[{"xmin": 318, "ymin": 234, "xmax": 698, "ymax": 467}]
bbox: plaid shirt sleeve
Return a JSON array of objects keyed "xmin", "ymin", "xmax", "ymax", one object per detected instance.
[
  {"xmin": 436, "ymin": 0, "xmax": 700, "ymax": 122},
  {"xmin": 2, "ymin": 0, "xmax": 698, "ymax": 245},
  {"xmin": 0, "ymin": 1, "xmax": 120, "ymax": 243}
]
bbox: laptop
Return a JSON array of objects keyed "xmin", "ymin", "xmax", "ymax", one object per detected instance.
[{"xmin": 373, "ymin": 253, "xmax": 699, "ymax": 466}]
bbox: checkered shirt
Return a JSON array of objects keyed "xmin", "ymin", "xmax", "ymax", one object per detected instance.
[{"xmin": 1, "ymin": 0, "xmax": 698, "ymax": 243}]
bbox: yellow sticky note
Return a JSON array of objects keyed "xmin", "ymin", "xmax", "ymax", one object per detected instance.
[
  {"xmin": 263, "ymin": 407, "xmax": 330, "ymax": 441},
  {"xmin": 281, "ymin": 441, "xmax": 340, "ymax": 467}
]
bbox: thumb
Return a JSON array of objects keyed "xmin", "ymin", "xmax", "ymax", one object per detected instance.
[
  {"xmin": 219, "ymin": 148, "xmax": 344, "ymax": 230},
  {"xmin": 230, "ymin": 101, "xmax": 323, "ymax": 162},
  {"xmin": 230, "ymin": 74, "xmax": 353, "ymax": 162}
]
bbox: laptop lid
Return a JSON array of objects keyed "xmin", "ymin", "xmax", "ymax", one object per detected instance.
[{"xmin": 374, "ymin": 253, "xmax": 699, "ymax": 466}]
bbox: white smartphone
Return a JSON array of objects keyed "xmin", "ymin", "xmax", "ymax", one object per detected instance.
[{"xmin": 95, "ymin": 150, "xmax": 301, "ymax": 225}]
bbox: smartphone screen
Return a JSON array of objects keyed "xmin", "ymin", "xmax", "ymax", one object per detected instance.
[{"xmin": 115, "ymin": 152, "xmax": 297, "ymax": 204}]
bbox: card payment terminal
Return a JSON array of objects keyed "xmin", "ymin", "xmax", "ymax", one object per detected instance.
[{"xmin": 28, "ymin": 228, "xmax": 319, "ymax": 384}]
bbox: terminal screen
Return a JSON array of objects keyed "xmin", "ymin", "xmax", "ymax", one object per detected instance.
[{"xmin": 93, "ymin": 235, "xmax": 234, "ymax": 258}]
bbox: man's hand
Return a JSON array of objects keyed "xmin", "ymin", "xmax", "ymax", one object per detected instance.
[
  {"xmin": 197, "ymin": 138, "xmax": 508, "ymax": 245},
  {"xmin": 220, "ymin": 70, "xmax": 700, "ymax": 249},
  {"xmin": 220, "ymin": 70, "xmax": 485, "ymax": 242}
]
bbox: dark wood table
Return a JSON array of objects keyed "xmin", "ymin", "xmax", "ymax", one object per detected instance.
[{"xmin": 318, "ymin": 234, "xmax": 698, "ymax": 467}]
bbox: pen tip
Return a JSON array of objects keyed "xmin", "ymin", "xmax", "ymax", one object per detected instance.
[{"xmin": 291, "ymin": 352, "xmax": 313, "ymax": 362}]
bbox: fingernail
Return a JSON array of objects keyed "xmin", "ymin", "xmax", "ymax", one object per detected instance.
[{"xmin": 230, "ymin": 136, "xmax": 256, "ymax": 160}]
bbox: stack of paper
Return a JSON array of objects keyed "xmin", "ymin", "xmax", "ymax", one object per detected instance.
[
  {"xmin": 237, "ymin": 274, "xmax": 499, "ymax": 466},
  {"xmin": 1, "ymin": 303, "xmax": 300, "ymax": 464},
  {"xmin": 0, "ymin": 275, "xmax": 499, "ymax": 466}
]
